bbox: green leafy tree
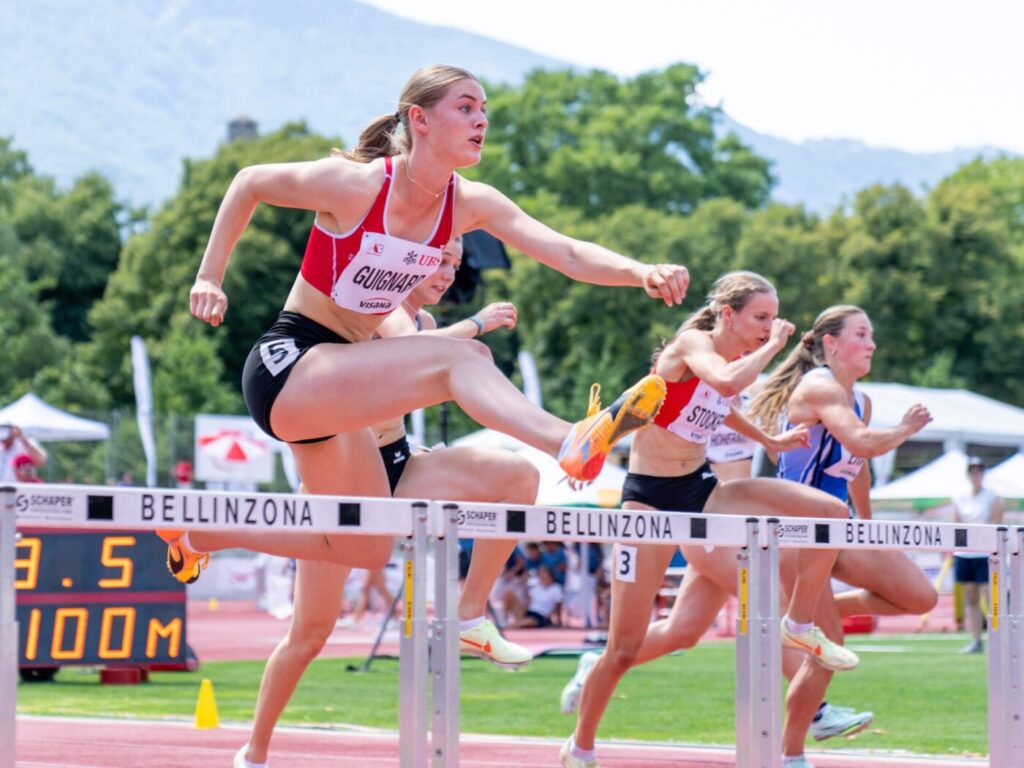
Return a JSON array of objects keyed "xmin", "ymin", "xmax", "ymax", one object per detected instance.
[
  {"xmin": 923, "ymin": 174, "xmax": 1023, "ymax": 403},
  {"xmin": 0, "ymin": 226, "xmax": 73, "ymax": 403},
  {"xmin": 0, "ymin": 137, "xmax": 32, "ymax": 208},
  {"xmin": 9, "ymin": 172, "xmax": 123, "ymax": 341},
  {"xmin": 733, "ymin": 202, "xmax": 841, "ymax": 332},
  {"xmin": 88, "ymin": 122, "xmax": 337, "ymax": 410},
  {"xmin": 472, "ymin": 66, "xmax": 773, "ymax": 218}
]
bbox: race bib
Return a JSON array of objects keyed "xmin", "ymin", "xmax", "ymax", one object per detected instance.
[
  {"xmin": 664, "ymin": 381, "xmax": 734, "ymax": 444},
  {"xmin": 330, "ymin": 231, "xmax": 442, "ymax": 313},
  {"xmin": 823, "ymin": 445, "xmax": 867, "ymax": 481},
  {"xmin": 614, "ymin": 544, "xmax": 638, "ymax": 583}
]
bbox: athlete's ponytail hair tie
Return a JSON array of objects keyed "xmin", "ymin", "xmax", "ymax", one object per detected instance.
[
  {"xmin": 801, "ymin": 331, "xmax": 815, "ymax": 349},
  {"xmin": 393, "ymin": 111, "xmax": 402, "ymax": 123}
]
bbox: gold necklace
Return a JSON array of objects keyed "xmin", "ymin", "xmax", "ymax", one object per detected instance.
[{"xmin": 404, "ymin": 163, "xmax": 445, "ymax": 199}]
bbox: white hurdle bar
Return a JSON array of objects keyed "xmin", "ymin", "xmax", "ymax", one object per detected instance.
[
  {"xmin": 5, "ymin": 486, "xmax": 1022, "ymax": 767},
  {"xmin": 431, "ymin": 501, "xmax": 750, "ymax": 767},
  {"xmin": 435, "ymin": 501, "xmax": 1020, "ymax": 768},
  {"xmin": 0, "ymin": 483, "xmax": 430, "ymax": 768}
]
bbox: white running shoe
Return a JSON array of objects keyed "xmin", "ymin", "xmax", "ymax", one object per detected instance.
[
  {"xmin": 233, "ymin": 745, "xmax": 267, "ymax": 768},
  {"xmin": 559, "ymin": 738, "xmax": 598, "ymax": 768},
  {"xmin": 560, "ymin": 651, "xmax": 601, "ymax": 715},
  {"xmin": 459, "ymin": 619, "xmax": 532, "ymax": 668},
  {"xmin": 781, "ymin": 756, "xmax": 814, "ymax": 768},
  {"xmin": 781, "ymin": 622, "xmax": 859, "ymax": 671},
  {"xmin": 810, "ymin": 703, "xmax": 874, "ymax": 741}
]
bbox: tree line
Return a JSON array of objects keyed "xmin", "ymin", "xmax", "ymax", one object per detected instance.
[{"xmin": 1, "ymin": 65, "xmax": 1021, "ymax": 481}]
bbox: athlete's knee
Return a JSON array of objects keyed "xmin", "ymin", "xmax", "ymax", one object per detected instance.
[
  {"xmin": 283, "ymin": 624, "xmax": 332, "ymax": 663},
  {"xmin": 368, "ymin": 539, "xmax": 393, "ymax": 569},
  {"xmin": 603, "ymin": 641, "xmax": 643, "ymax": 672},
  {"xmin": 459, "ymin": 338, "xmax": 493, "ymax": 363},
  {"xmin": 357, "ymin": 536, "xmax": 393, "ymax": 569},
  {"xmin": 822, "ymin": 496, "xmax": 848, "ymax": 519},
  {"xmin": 672, "ymin": 625, "xmax": 705, "ymax": 650},
  {"xmin": 906, "ymin": 584, "xmax": 939, "ymax": 614},
  {"xmin": 504, "ymin": 457, "xmax": 540, "ymax": 502}
]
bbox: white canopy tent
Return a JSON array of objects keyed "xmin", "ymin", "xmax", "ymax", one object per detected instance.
[
  {"xmin": 987, "ymin": 453, "xmax": 1024, "ymax": 494},
  {"xmin": 871, "ymin": 448, "xmax": 1024, "ymax": 502},
  {"xmin": 0, "ymin": 393, "xmax": 109, "ymax": 441},
  {"xmin": 451, "ymin": 428, "xmax": 626, "ymax": 507},
  {"xmin": 855, "ymin": 384, "xmax": 1024, "ymax": 487},
  {"xmin": 857, "ymin": 383, "xmax": 1024, "ymax": 451}
]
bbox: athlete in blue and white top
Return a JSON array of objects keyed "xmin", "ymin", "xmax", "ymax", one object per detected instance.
[
  {"xmin": 778, "ymin": 367, "xmax": 868, "ymax": 503},
  {"xmin": 749, "ymin": 304, "xmax": 934, "ymax": 765}
]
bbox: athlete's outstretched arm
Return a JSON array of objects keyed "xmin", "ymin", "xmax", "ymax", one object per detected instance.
[
  {"xmin": 460, "ymin": 180, "xmax": 689, "ymax": 305},
  {"xmin": 658, "ymin": 320, "xmax": 793, "ymax": 398},
  {"xmin": 799, "ymin": 382, "xmax": 931, "ymax": 458},
  {"xmin": 723, "ymin": 408, "xmax": 809, "ymax": 454}
]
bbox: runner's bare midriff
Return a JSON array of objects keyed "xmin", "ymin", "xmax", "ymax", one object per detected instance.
[
  {"xmin": 629, "ymin": 424, "xmax": 708, "ymax": 477},
  {"xmin": 283, "ymin": 273, "xmax": 387, "ymax": 343}
]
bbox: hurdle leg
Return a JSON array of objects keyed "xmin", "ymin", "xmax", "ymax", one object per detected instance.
[
  {"xmin": 735, "ymin": 517, "xmax": 782, "ymax": 768},
  {"xmin": 1006, "ymin": 528, "xmax": 1024, "ymax": 764},
  {"xmin": 400, "ymin": 502, "xmax": 430, "ymax": 768},
  {"xmin": 430, "ymin": 503, "xmax": 461, "ymax": 767},
  {"xmin": 1, "ymin": 488, "xmax": 17, "ymax": 768},
  {"xmin": 987, "ymin": 527, "xmax": 1010, "ymax": 767}
]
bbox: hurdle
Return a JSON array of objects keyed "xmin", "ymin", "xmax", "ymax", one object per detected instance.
[
  {"xmin": 434, "ymin": 500, "xmax": 1023, "ymax": 768},
  {"xmin": 4, "ymin": 487, "xmax": 1023, "ymax": 767},
  {"xmin": 0, "ymin": 483, "xmax": 431, "ymax": 768}
]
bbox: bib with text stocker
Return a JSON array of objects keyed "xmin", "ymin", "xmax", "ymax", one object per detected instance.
[
  {"xmin": 657, "ymin": 378, "xmax": 735, "ymax": 445},
  {"xmin": 330, "ymin": 231, "xmax": 443, "ymax": 314}
]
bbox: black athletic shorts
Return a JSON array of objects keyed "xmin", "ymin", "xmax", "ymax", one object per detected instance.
[
  {"xmin": 954, "ymin": 555, "xmax": 989, "ymax": 584},
  {"xmin": 620, "ymin": 462, "xmax": 719, "ymax": 513},
  {"xmin": 241, "ymin": 311, "xmax": 351, "ymax": 444},
  {"xmin": 380, "ymin": 436, "xmax": 412, "ymax": 494}
]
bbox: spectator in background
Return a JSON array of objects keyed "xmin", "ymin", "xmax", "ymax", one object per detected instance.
[
  {"xmin": 492, "ymin": 545, "xmax": 528, "ymax": 626},
  {"xmin": 953, "ymin": 456, "xmax": 1005, "ymax": 654},
  {"xmin": 515, "ymin": 565, "xmax": 563, "ymax": 628},
  {"xmin": 174, "ymin": 459, "xmax": 194, "ymax": 489},
  {"xmin": 541, "ymin": 541, "xmax": 568, "ymax": 586},
  {"xmin": 0, "ymin": 424, "xmax": 47, "ymax": 483},
  {"xmin": 523, "ymin": 542, "xmax": 543, "ymax": 575},
  {"xmin": 458, "ymin": 538, "xmax": 475, "ymax": 583},
  {"xmin": 13, "ymin": 454, "xmax": 43, "ymax": 484},
  {"xmin": 348, "ymin": 567, "xmax": 396, "ymax": 628}
]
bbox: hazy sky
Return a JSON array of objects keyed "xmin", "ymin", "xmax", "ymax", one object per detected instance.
[{"xmin": 365, "ymin": 0, "xmax": 1024, "ymax": 154}]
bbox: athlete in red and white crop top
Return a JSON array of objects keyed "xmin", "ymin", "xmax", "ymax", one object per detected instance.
[
  {"xmin": 652, "ymin": 376, "xmax": 734, "ymax": 445},
  {"xmin": 300, "ymin": 156, "xmax": 456, "ymax": 315}
]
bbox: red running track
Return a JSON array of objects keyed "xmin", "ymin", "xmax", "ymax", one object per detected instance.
[
  {"xmin": 15, "ymin": 716, "xmax": 986, "ymax": 768},
  {"xmin": 13, "ymin": 598, "xmax": 974, "ymax": 767}
]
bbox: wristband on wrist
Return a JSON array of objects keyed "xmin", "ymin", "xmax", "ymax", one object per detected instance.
[{"xmin": 468, "ymin": 316, "xmax": 485, "ymax": 336}]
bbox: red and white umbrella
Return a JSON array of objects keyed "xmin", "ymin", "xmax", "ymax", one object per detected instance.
[{"xmin": 198, "ymin": 430, "xmax": 271, "ymax": 464}]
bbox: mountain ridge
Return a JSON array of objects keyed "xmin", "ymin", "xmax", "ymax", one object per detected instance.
[{"xmin": 0, "ymin": 0, "xmax": 1010, "ymax": 212}]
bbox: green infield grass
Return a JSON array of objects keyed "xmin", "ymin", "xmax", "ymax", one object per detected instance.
[{"xmin": 16, "ymin": 633, "xmax": 988, "ymax": 757}]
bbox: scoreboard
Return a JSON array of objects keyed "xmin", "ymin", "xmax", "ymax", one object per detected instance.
[{"xmin": 15, "ymin": 530, "xmax": 187, "ymax": 667}]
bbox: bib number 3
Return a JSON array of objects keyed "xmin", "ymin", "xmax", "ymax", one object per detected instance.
[{"xmin": 615, "ymin": 544, "xmax": 638, "ymax": 583}]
